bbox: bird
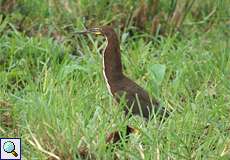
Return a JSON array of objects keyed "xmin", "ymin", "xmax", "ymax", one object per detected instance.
[{"xmin": 77, "ymin": 26, "xmax": 168, "ymax": 143}]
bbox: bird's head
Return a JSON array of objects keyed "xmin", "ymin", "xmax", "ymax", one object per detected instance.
[{"xmin": 76, "ymin": 26, "xmax": 115, "ymax": 38}]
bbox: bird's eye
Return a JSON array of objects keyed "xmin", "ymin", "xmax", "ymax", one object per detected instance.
[{"xmin": 94, "ymin": 31, "xmax": 102, "ymax": 35}]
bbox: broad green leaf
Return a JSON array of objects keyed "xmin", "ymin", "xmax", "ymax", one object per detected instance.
[{"xmin": 150, "ymin": 64, "xmax": 166, "ymax": 86}]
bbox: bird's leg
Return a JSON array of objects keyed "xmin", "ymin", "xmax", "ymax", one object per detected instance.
[
  {"xmin": 106, "ymin": 125, "xmax": 139, "ymax": 144},
  {"xmin": 106, "ymin": 130, "xmax": 122, "ymax": 144}
]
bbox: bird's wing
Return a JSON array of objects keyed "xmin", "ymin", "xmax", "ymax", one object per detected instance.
[
  {"xmin": 113, "ymin": 88, "xmax": 154, "ymax": 119},
  {"xmin": 113, "ymin": 78, "xmax": 167, "ymax": 119}
]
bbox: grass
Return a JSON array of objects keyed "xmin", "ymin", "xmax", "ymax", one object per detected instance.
[{"xmin": 0, "ymin": 0, "xmax": 230, "ymax": 159}]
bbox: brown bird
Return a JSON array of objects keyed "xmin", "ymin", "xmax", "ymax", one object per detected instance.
[{"xmin": 77, "ymin": 26, "xmax": 168, "ymax": 143}]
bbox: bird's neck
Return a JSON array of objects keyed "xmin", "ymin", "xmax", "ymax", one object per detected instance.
[{"xmin": 102, "ymin": 34, "xmax": 123, "ymax": 93}]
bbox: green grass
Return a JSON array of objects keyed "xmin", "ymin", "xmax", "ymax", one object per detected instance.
[{"xmin": 1, "ymin": 0, "xmax": 230, "ymax": 159}]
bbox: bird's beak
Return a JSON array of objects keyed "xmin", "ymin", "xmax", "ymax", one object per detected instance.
[
  {"xmin": 88, "ymin": 28, "xmax": 102, "ymax": 35},
  {"xmin": 76, "ymin": 28, "xmax": 102, "ymax": 35},
  {"xmin": 75, "ymin": 30, "xmax": 90, "ymax": 35}
]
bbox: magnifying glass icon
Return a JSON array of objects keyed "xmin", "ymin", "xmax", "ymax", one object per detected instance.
[{"xmin": 3, "ymin": 141, "xmax": 18, "ymax": 157}]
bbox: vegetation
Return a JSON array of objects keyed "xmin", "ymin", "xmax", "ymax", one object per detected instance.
[{"xmin": 0, "ymin": 0, "xmax": 230, "ymax": 159}]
